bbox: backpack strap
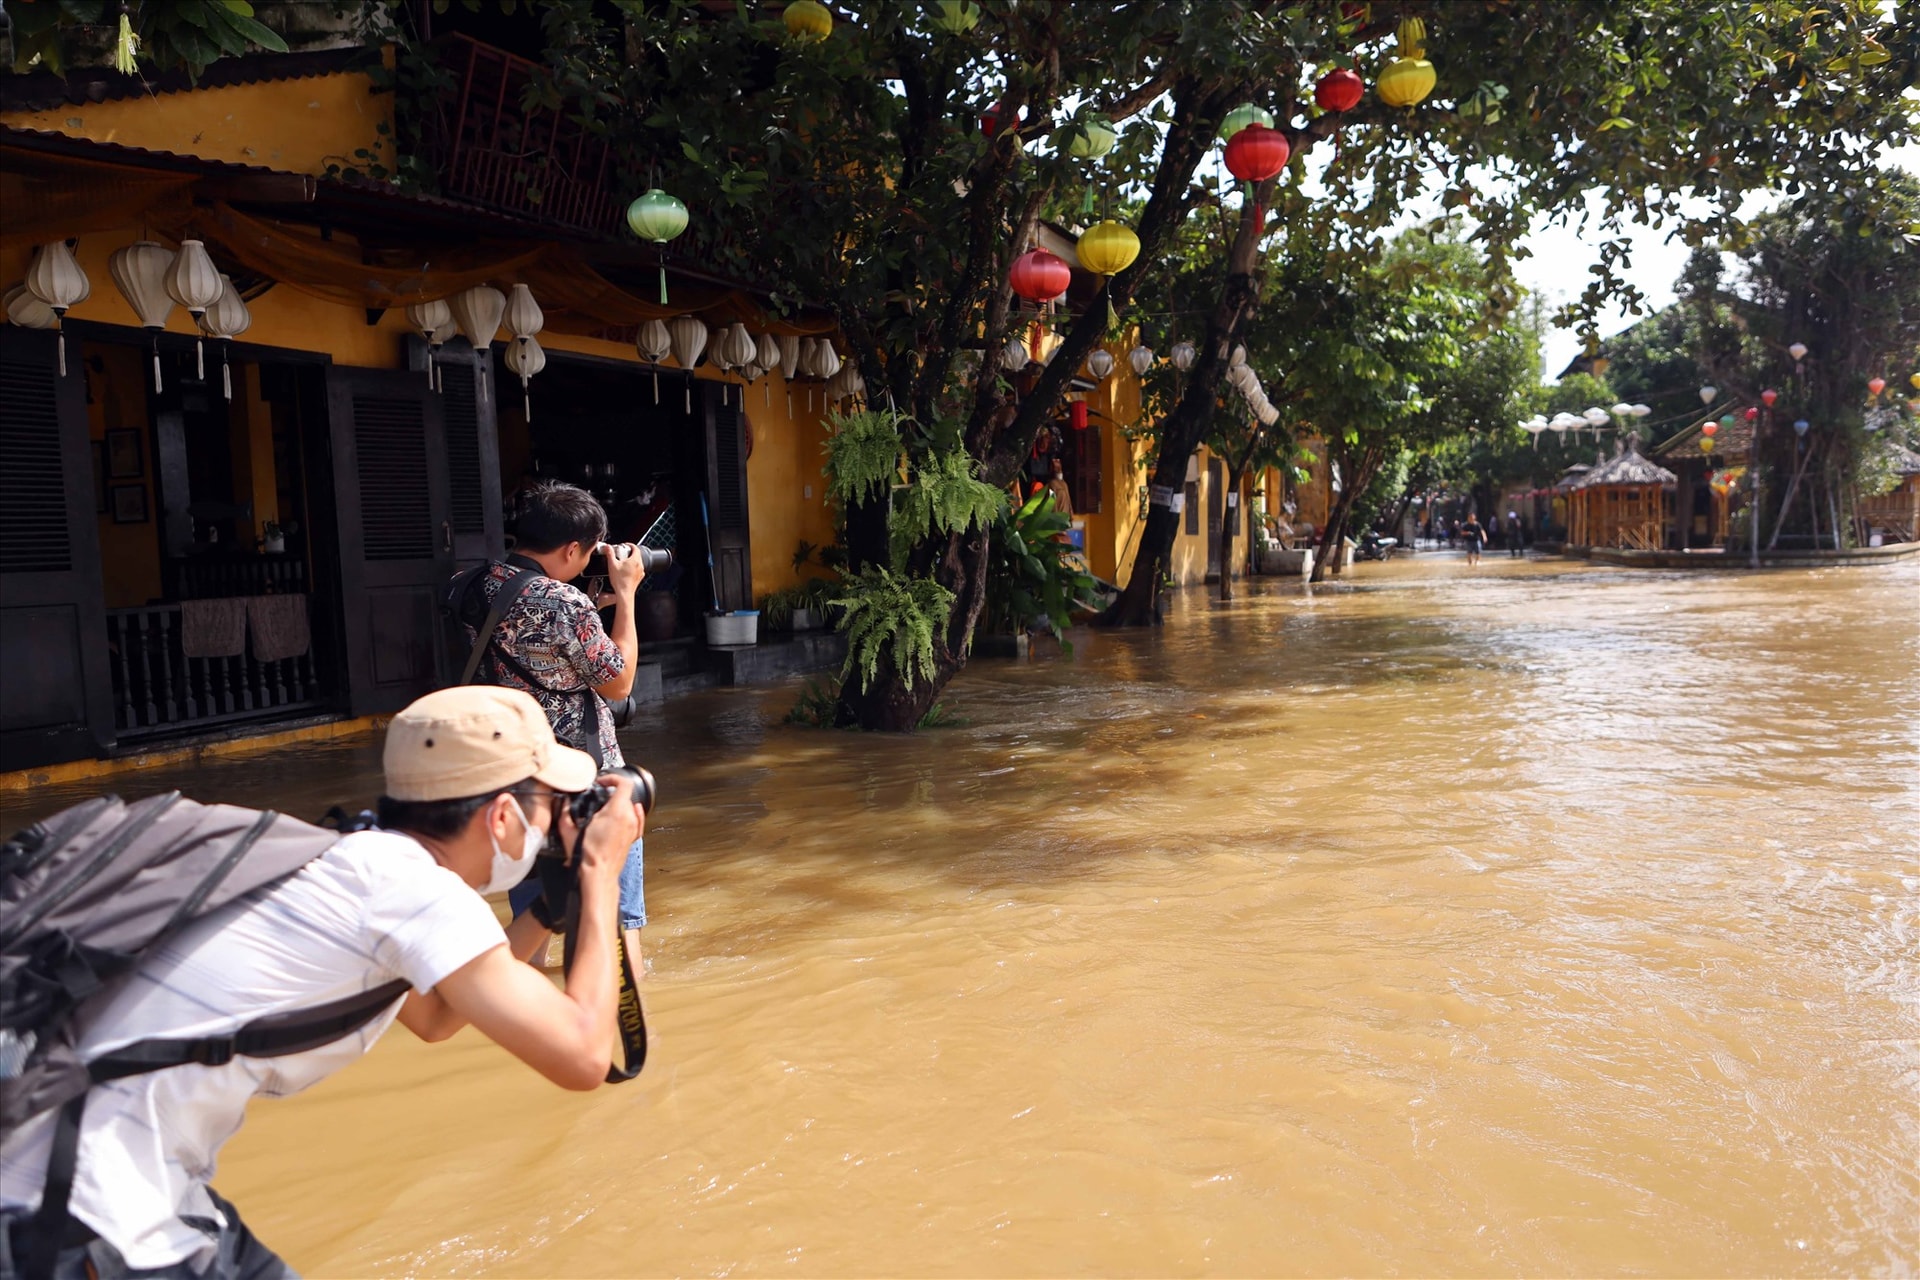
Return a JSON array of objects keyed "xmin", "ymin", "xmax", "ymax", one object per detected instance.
[
  {"xmin": 457, "ymin": 564, "xmax": 541, "ymax": 687},
  {"xmin": 24, "ymin": 979, "xmax": 410, "ymax": 1280}
]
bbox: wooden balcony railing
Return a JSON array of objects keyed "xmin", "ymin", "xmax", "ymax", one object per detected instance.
[{"xmin": 107, "ymin": 603, "xmax": 326, "ymax": 740}]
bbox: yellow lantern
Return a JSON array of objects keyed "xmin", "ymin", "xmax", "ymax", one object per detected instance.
[
  {"xmin": 1076, "ymin": 220, "xmax": 1140, "ymax": 278},
  {"xmin": 1377, "ymin": 16, "xmax": 1436, "ymax": 108},
  {"xmin": 785, "ymin": 0, "xmax": 832, "ymax": 43},
  {"xmin": 1910, "ymin": 372, "xmax": 1920, "ymax": 391}
]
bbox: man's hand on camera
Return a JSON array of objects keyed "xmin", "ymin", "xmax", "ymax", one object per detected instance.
[
  {"xmin": 556, "ymin": 774, "xmax": 642, "ymax": 888},
  {"xmin": 600, "ymin": 541, "xmax": 647, "ymax": 598}
]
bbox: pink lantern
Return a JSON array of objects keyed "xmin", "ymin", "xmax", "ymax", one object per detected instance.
[
  {"xmin": 1744, "ymin": 407, "xmax": 1758, "ymax": 421},
  {"xmin": 1868, "ymin": 376, "xmax": 1887, "ymax": 396},
  {"xmin": 1761, "ymin": 388, "xmax": 1778, "ymax": 406}
]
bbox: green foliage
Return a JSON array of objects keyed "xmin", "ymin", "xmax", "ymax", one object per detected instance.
[
  {"xmin": 785, "ymin": 677, "xmax": 841, "ymax": 728},
  {"xmin": 889, "ymin": 445, "xmax": 1004, "ymax": 569},
  {"xmin": 9, "ymin": 0, "xmax": 290, "ymax": 77},
  {"xmin": 832, "ymin": 566, "xmax": 956, "ymax": 696},
  {"xmin": 822, "ymin": 408, "xmax": 903, "ymax": 509},
  {"xmin": 983, "ymin": 489, "xmax": 1098, "ymax": 644}
]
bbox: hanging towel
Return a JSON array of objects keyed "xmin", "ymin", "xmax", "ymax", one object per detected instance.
[
  {"xmin": 247, "ymin": 593, "xmax": 311, "ymax": 663},
  {"xmin": 179, "ymin": 598, "xmax": 247, "ymax": 659}
]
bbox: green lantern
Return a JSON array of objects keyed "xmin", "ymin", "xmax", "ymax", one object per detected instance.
[
  {"xmin": 932, "ymin": 0, "xmax": 981, "ymax": 33},
  {"xmin": 1065, "ymin": 118, "xmax": 1116, "ymax": 159},
  {"xmin": 1219, "ymin": 103, "xmax": 1274, "ymax": 140},
  {"xmin": 626, "ymin": 189, "xmax": 690, "ymax": 305}
]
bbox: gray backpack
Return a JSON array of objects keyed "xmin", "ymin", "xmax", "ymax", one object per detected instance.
[{"xmin": 0, "ymin": 793, "xmax": 408, "ymax": 1276}]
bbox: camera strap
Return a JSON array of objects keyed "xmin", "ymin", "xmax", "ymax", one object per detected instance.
[
  {"xmin": 550, "ymin": 848, "xmax": 647, "ymax": 1083},
  {"xmin": 456, "ymin": 563, "xmax": 541, "ymax": 688}
]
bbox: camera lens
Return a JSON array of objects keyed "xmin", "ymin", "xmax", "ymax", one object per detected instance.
[{"xmin": 638, "ymin": 547, "xmax": 673, "ymax": 574}]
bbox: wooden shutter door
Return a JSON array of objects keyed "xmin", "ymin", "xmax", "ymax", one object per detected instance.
[
  {"xmin": 703, "ymin": 384, "xmax": 753, "ymax": 612},
  {"xmin": 435, "ymin": 348, "xmax": 504, "ymax": 566},
  {"xmin": 0, "ymin": 329, "xmax": 114, "ymax": 768},
  {"xmin": 327, "ymin": 367, "xmax": 455, "ymax": 715}
]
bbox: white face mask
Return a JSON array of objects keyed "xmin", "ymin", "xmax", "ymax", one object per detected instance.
[{"xmin": 483, "ymin": 795, "xmax": 545, "ymax": 895}]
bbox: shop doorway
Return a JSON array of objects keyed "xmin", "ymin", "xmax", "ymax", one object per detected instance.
[{"xmin": 495, "ymin": 354, "xmax": 751, "ymax": 637}]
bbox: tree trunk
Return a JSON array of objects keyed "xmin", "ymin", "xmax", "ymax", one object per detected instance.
[
  {"xmin": 832, "ymin": 525, "xmax": 991, "ymax": 731},
  {"xmin": 1308, "ymin": 447, "xmax": 1381, "ymax": 584}
]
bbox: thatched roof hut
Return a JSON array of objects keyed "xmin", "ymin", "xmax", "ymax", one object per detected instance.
[{"xmin": 1566, "ymin": 440, "xmax": 1675, "ymax": 550}]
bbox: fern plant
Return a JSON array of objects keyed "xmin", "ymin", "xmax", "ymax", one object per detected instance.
[
  {"xmin": 889, "ymin": 447, "xmax": 1005, "ymax": 568},
  {"xmin": 831, "ymin": 566, "xmax": 955, "ymax": 694},
  {"xmin": 823, "ymin": 408, "xmax": 904, "ymax": 508}
]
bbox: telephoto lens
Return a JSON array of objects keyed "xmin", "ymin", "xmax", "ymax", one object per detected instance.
[{"xmin": 637, "ymin": 547, "xmax": 673, "ymax": 574}]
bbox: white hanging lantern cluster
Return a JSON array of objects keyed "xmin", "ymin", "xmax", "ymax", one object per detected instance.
[
  {"xmin": 1226, "ymin": 360, "xmax": 1279, "ymax": 426},
  {"xmin": 109, "ymin": 241, "xmax": 176, "ymax": 392},
  {"xmin": 1128, "ymin": 345, "xmax": 1155, "ymax": 377},
  {"xmin": 23, "ymin": 241, "xmax": 91, "ymax": 375},
  {"xmin": 1520, "ymin": 414, "xmax": 1548, "ymax": 449},
  {"xmin": 199, "ymin": 275, "xmax": 252, "ymax": 402},
  {"xmin": 1548, "ymin": 412, "xmax": 1580, "ymax": 438},
  {"xmin": 501, "ymin": 283, "xmax": 544, "ymax": 417},
  {"xmin": 405, "ymin": 298, "xmax": 454, "ymax": 391},
  {"xmin": 448, "ymin": 284, "xmax": 507, "ymax": 403}
]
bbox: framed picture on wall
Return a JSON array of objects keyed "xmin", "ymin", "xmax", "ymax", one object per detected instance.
[
  {"xmin": 111, "ymin": 484, "xmax": 149, "ymax": 525},
  {"xmin": 92, "ymin": 441, "xmax": 108, "ymax": 513},
  {"xmin": 106, "ymin": 428, "xmax": 144, "ymax": 479}
]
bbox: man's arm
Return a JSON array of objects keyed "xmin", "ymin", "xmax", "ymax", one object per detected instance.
[
  {"xmin": 396, "ymin": 780, "xmax": 641, "ymax": 1089},
  {"xmin": 396, "ymin": 910, "xmax": 552, "ymax": 1041},
  {"xmin": 592, "ymin": 543, "xmax": 644, "ymax": 701}
]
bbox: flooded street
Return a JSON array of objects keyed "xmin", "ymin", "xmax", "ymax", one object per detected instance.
[{"xmin": 8, "ymin": 556, "xmax": 1917, "ymax": 1277}]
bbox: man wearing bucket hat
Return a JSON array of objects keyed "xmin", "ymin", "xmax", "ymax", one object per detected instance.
[{"xmin": 0, "ymin": 687, "xmax": 637, "ymax": 1280}]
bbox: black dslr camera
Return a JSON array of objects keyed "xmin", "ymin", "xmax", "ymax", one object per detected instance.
[
  {"xmin": 528, "ymin": 764, "xmax": 656, "ymax": 927},
  {"xmin": 568, "ymin": 763, "xmax": 657, "ymax": 826}
]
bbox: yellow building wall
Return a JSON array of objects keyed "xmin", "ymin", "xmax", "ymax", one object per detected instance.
[
  {"xmin": 1, "ymin": 68, "xmax": 391, "ymax": 175},
  {"xmin": 743, "ymin": 375, "xmax": 837, "ymax": 597}
]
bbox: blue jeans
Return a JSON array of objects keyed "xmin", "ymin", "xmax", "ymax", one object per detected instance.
[{"xmin": 510, "ymin": 837, "xmax": 646, "ymax": 929}]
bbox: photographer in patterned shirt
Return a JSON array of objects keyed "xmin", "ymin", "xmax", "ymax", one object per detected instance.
[{"xmin": 450, "ymin": 481, "xmax": 651, "ymax": 967}]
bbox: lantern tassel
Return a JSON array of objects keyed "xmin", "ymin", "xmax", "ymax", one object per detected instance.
[
  {"xmin": 659, "ymin": 263, "xmax": 669, "ymax": 307},
  {"xmin": 1081, "ymin": 186, "xmax": 1094, "ymax": 216},
  {"xmin": 523, "ymin": 379, "xmax": 532, "ymax": 423},
  {"xmin": 114, "ymin": 5, "xmax": 138, "ymax": 75},
  {"xmin": 195, "ymin": 336, "xmax": 205, "ymax": 381},
  {"xmin": 653, "ymin": 369, "xmax": 660, "ymax": 404},
  {"xmin": 152, "ymin": 344, "xmax": 163, "ymax": 394},
  {"xmin": 222, "ymin": 350, "xmax": 232, "ymax": 402},
  {"xmin": 787, "ymin": 389, "xmax": 794, "ymax": 416},
  {"xmin": 686, "ymin": 381, "xmax": 693, "ymax": 414},
  {"xmin": 764, "ymin": 381, "xmax": 771, "ymax": 407},
  {"xmin": 57, "ymin": 328, "xmax": 67, "ymax": 378}
]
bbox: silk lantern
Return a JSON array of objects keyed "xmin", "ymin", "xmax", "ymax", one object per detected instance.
[
  {"xmin": 405, "ymin": 299, "xmax": 454, "ymax": 390},
  {"xmin": 1702, "ymin": 421, "xmax": 1718, "ymax": 438},
  {"xmin": 1761, "ymin": 387, "xmax": 1778, "ymax": 406},
  {"xmin": 785, "ymin": 0, "xmax": 832, "ymax": 43},
  {"xmin": 110, "ymin": 241, "xmax": 177, "ymax": 392},
  {"xmin": 1065, "ymin": 118, "xmax": 1116, "ymax": 159},
  {"xmin": 721, "ymin": 322, "xmax": 757, "ymax": 406},
  {"xmin": 1001, "ymin": 333, "xmax": 1031, "ymax": 372},
  {"xmin": 1866, "ymin": 376, "xmax": 1886, "ymax": 397},
  {"xmin": 199, "ymin": 275, "xmax": 252, "ymax": 402},
  {"xmin": 503, "ymin": 284, "xmax": 544, "ymax": 409},
  {"xmin": 1010, "ymin": 247, "xmax": 1071, "ymax": 306},
  {"xmin": 503, "ymin": 334, "xmax": 546, "ymax": 422},
  {"xmin": 1086, "ymin": 349, "xmax": 1115, "ymax": 381},
  {"xmin": 1910, "ymin": 373, "xmax": 1920, "ymax": 391},
  {"xmin": 1129, "ymin": 345, "xmax": 1154, "ymax": 376},
  {"xmin": 29, "ymin": 240, "xmax": 92, "ymax": 376},
  {"xmin": 1225, "ymin": 124, "xmax": 1290, "ymax": 233},
  {"xmin": 162, "ymin": 239, "xmax": 222, "ymax": 380},
  {"xmin": 449, "ymin": 285, "xmax": 507, "ymax": 402},
  {"xmin": 755, "ymin": 332, "xmax": 782, "ymax": 406},
  {"xmin": 637, "ymin": 318, "xmax": 672, "ymax": 403},
  {"xmin": 626, "ymin": 189, "xmax": 690, "ymax": 304},
  {"xmin": 668, "ymin": 315, "xmax": 709, "ymax": 412},
  {"xmin": 1219, "ymin": 103, "xmax": 1273, "ymax": 140},
  {"xmin": 5, "ymin": 284, "xmax": 58, "ymax": 330},
  {"xmin": 812, "ymin": 340, "xmax": 843, "ymax": 415},
  {"xmin": 1076, "ymin": 220, "xmax": 1140, "ymax": 279},
  {"xmin": 1171, "ymin": 341, "xmax": 1196, "ymax": 372},
  {"xmin": 1377, "ymin": 17, "xmax": 1436, "ymax": 108},
  {"xmin": 1315, "ymin": 68, "xmax": 1365, "ymax": 112}
]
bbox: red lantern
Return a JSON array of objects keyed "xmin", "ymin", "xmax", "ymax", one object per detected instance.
[
  {"xmin": 1224, "ymin": 123, "xmax": 1290, "ymax": 182},
  {"xmin": 1744, "ymin": 407, "xmax": 1758, "ymax": 421},
  {"xmin": 1702, "ymin": 421, "xmax": 1718, "ymax": 437},
  {"xmin": 981, "ymin": 100, "xmax": 1022, "ymax": 136},
  {"xmin": 1009, "ymin": 247, "xmax": 1071, "ymax": 304},
  {"xmin": 1761, "ymin": 388, "xmax": 1778, "ymax": 406},
  {"xmin": 1070, "ymin": 400, "xmax": 1089, "ymax": 431},
  {"xmin": 1868, "ymin": 376, "xmax": 1887, "ymax": 396},
  {"xmin": 1315, "ymin": 69, "xmax": 1365, "ymax": 112}
]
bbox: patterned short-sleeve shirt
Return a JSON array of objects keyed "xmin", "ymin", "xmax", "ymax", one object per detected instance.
[{"xmin": 466, "ymin": 563, "xmax": 625, "ymax": 766}]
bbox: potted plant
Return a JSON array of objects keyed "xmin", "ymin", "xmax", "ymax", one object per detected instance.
[{"xmin": 261, "ymin": 520, "xmax": 288, "ymax": 555}]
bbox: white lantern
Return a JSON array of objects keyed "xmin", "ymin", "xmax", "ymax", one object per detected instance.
[
  {"xmin": 27, "ymin": 240, "xmax": 92, "ymax": 376},
  {"xmin": 1128, "ymin": 345, "xmax": 1154, "ymax": 376},
  {"xmin": 158, "ymin": 239, "xmax": 222, "ymax": 381},
  {"xmin": 405, "ymin": 298, "xmax": 453, "ymax": 389},
  {"xmin": 448, "ymin": 285, "xmax": 507, "ymax": 402},
  {"xmin": 502, "ymin": 284, "xmax": 543, "ymax": 341},
  {"xmin": 1698, "ymin": 385, "xmax": 1717, "ymax": 405},
  {"xmin": 1001, "ymin": 334, "xmax": 1031, "ymax": 372},
  {"xmin": 1787, "ymin": 341, "xmax": 1808, "ymax": 363},
  {"xmin": 1170, "ymin": 341, "xmax": 1196, "ymax": 372},
  {"xmin": 199, "ymin": 275, "xmax": 252, "ymax": 401},
  {"xmin": 637, "ymin": 318, "xmax": 672, "ymax": 403},
  {"xmin": 755, "ymin": 332, "xmax": 782, "ymax": 405},
  {"xmin": 667, "ymin": 315, "xmax": 709, "ymax": 411},
  {"xmin": 1609, "ymin": 402, "xmax": 1633, "ymax": 417},
  {"xmin": 812, "ymin": 340, "xmax": 842, "ymax": 381},
  {"xmin": 828, "ymin": 362, "xmax": 865, "ymax": 404},
  {"xmin": 1629, "ymin": 403, "xmax": 1651, "ymax": 418},
  {"xmin": 110, "ymin": 241, "xmax": 178, "ymax": 392},
  {"xmin": 5, "ymin": 284, "xmax": 59, "ymax": 330},
  {"xmin": 502, "ymin": 334, "xmax": 546, "ymax": 422},
  {"xmin": 1230, "ymin": 344, "xmax": 1247, "ymax": 368},
  {"xmin": 722, "ymin": 322, "xmax": 756, "ymax": 369},
  {"xmin": 1086, "ymin": 348, "xmax": 1114, "ymax": 380},
  {"xmin": 778, "ymin": 334, "xmax": 802, "ymax": 378},
  {"xmin": 1257, "ymin": 401, "xmax": 1280, "ymax": 426}
]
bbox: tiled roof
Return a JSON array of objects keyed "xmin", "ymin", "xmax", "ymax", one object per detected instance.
[{"xmin": 0, "ymin": 48, "xmax": 369, "ymax": 114}]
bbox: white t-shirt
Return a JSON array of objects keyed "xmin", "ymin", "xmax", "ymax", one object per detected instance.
[{"xmin": 0, "ymin": 829, "xmax": 505, "ymax": 1270}]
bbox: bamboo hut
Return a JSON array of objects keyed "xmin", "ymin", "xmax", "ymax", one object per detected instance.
[
  {"xmin": 1565, "ymin": 443, "xmax": 1676, "ymax": 550},
  {"xmin": 1857, "ymin": 443, "xmax": 1920, "ymax": 543}
]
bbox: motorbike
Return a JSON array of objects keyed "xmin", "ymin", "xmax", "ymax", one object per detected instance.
[{"xmin": 1357, "ymin": 530, "xmax": 1399, "ymax": 561}]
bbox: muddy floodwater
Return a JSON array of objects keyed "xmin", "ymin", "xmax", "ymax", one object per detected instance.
[{"xmin": 8, "ymin": 556, "xmax": 1917, "ymax": 1277}]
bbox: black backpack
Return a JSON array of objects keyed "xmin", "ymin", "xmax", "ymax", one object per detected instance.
[{"xmin": 0, "ymin": 794, "xmax": 408, "ymax": 1276}]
